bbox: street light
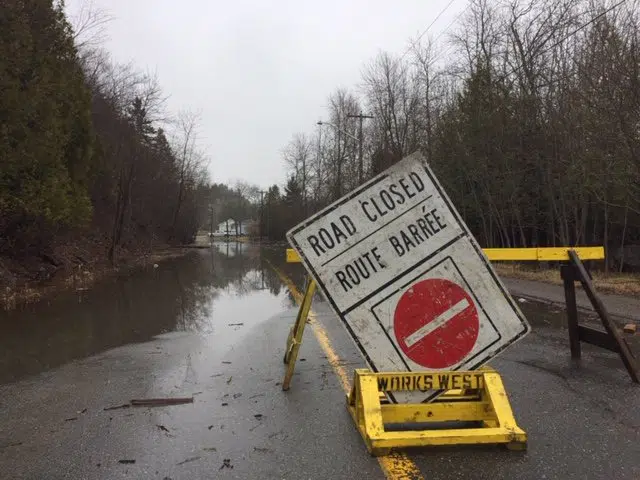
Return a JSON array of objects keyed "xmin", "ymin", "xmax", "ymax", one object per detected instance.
[
  {"xmin": 316, "ymin": 120, "xmax": 358, "ymax": 141},
  {"xmin": 317, "ymin": 120, "xmax": 355, "ymax": 197},
  {"xmin": 317, "ymin": 115, "xmax": 373, "ymax": 184},
  {"xmin": 347, "ymin": 113, "xmax": 374, "ymax": 184}
]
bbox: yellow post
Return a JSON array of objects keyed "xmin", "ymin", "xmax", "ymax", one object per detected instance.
[{"xmin": 282, "ymin": 278, "xmax": 317, "ymax": 391}]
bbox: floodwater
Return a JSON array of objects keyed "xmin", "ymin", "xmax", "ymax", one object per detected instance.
[
  {"xmin": 0, "ymin": 240, "xmax": 627, "ymax": 386},
  {"xmin": 0, "ymin": 242, "xmax": 306, "ymax": 385}
]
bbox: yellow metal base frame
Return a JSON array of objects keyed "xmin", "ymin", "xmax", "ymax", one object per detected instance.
[{"xmin": 346, "ymin": 368, "xmax": 527, "ymax": 456}]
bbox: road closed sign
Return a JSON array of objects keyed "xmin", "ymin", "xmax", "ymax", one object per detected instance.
[{"xmin": 286, "ymin": 151, "xmax": 530, "ymax": 402}]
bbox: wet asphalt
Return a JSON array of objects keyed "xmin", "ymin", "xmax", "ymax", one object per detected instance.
[{"xmin": 0, "ymin": 245, "xmax": 639, "ymax": 480}]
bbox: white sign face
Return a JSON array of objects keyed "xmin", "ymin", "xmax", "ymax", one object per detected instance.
[{"xmin": 287, "ymin": 151, "xmax": 530, "ymax": 402}]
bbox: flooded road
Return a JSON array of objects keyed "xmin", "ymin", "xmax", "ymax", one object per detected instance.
[
  {"xmin": 0, "ymin": 241, "xmax": 634, "ymax": 387},
  {"xmin": 0, "ymin": 243, "xmax": 303, "ymax": 385},
  {"xmin": 0, "ymin": 242, "xmax": 638, "ymax": 480}
]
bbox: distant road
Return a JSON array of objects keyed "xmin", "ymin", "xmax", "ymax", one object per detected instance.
[{"xmin": 503, "ymin": 276, "xmax": 640, "ymax": 322}]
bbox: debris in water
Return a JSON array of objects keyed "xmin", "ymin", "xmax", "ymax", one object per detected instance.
[
  {"xmin": 130, "ymin": 397, "xmax": 193, "ymax": 407},
  {"xmin": 104, "ymin": 404, "xmax": 130, "ymax": 411},
  {"xmin": 233, "ymin": 393, "xmax": 242, "ymax": 399},
  {"xmin": 249, "ymin": 393, "xmax": 265, "ymax": 399},
  {"xmin": 177, "ymin": 456, "xmax": 200, "ymax": 466},
  {"xmin": 220, "ymin": 459, "xmax": 233, "ymax": 470},
  {"xmin": 0, "ymin": 442, "xmax": 22, "ymax": 449},
  {"xmin": 221, "ymin": 402, "xmax": 229, "ymax": 407},
  {"xmin": 253, "ymin": 447, "xmax": 271, "ymax": 453},
  {"xmin": 254, "ymin": 414, "xmax": 263, "ymax": 420},
  {"xmin": 156, "ymin": 425, "xmax": 170, "ymax": 433},
  {"xmin": 222, "ymin": 361, "xmax": 232, "ymax": 365},
  {"xmin": 65, "ymin": 417, "xmax": 78, "ymax": 422},
  {"xmin": 228, "ymin": 323, "xmax": 244, "ymax": 326},
  {"xmin": 300, "ymin": 358, "xmax": 306, "ymax": 361},
  {"xmin": 118, "ymin": 459, "xmax": 136, "ymax": 464},
  {"xmin": 79, "ymin": 408, "xmax": 87, "ymax": 414},
  {"xmin": 518, "ymin": 298, "xmax": 527, "ymax": 303},
  {"xmin": 208, "ymin": 425, "xmax": 214, "ymax": 430},
  {"xmin": 623, "ymin": 323, "xmax": 637, "ymax": 334},
  {"xmin": 203, "ymin": 447, "xmax": 217, "ymax": 452},
  {"xmin": 226, "ymin": 376, "xmax": 233, "ymax": 384}
]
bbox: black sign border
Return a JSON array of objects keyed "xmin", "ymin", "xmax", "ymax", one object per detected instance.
[{"xmin": 287, "ymin": 153, "xmax": 531, "ymax": 394}]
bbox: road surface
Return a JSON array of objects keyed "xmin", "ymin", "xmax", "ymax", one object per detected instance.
[
  {"xmin": 504, "ymin": 277, "xmax": 640, "ymax": 322},
  {"xmin": 0, "ymin": 245, "xmax": 638, "ymax": 479}
]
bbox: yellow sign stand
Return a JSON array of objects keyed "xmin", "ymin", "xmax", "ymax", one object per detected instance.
[
  {"xmin": 282, "ymin": 278, "xmax": 316, "ymax": 391},
  {"xmin": 347, "ymin": 368, "xmax": 527, "ymax": 456},
  {"xmin": 282, "ymin": 246, "xmax": 605, "ymax": 454}
]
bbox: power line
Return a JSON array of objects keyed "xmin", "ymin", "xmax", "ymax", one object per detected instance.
[
  {"xmin": 497, "ymin": 0, "xmax": 627, "ymax": 83},
  {"xmin": 544, "ymin": 0, "xmax": 626, "ymax": 58},
  {"xmin": 401, "ymin": 0, "xmax": 458, "ymax": 59},
  {"xmin": 431, "ymin": 0, "xmax": 470, "ymax": 46}
]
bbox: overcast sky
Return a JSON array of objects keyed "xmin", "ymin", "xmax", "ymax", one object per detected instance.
[{"xmin": 65, "ymin": 0, "xmax": 466, "ymax": 189}]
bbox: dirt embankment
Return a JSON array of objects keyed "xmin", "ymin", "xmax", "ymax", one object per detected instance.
[{"xmin": 0, "ymin": 232, "xmax": 195, "ymax": 311}]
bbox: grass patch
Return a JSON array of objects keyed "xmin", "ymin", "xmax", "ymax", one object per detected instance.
[{"xmin": 493, "ymin": 263, "xmax": 640, "ymax": 296}]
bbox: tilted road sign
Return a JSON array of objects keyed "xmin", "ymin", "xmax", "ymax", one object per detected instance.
[{"xmin": 286, "ymin": 151, "xmax": 530, "ymax": 402}]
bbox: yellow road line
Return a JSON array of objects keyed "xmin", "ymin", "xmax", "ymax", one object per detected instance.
[{"xmin": 268, "ymin": 261, "xmax": 424, "ymax": 480}]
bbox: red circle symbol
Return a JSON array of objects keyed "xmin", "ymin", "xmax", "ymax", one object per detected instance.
[{"xmin": 393, "ymin": 278, "xmax": 479, "ymax": 369}]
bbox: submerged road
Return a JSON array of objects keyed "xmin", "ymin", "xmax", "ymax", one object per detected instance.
[{"xmin": 0, "ymin": 244, "xmax": 638, "ymax": 479}]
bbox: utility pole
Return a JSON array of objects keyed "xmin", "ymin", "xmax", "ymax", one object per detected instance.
[
  {"xmin": 347, "ymin": 113, "xmax": 374, "ymax": 185},
  {"xmin": 318, "ymin": 120, "xmax": 360, "ymax": 200},
  {"xmin": 209, "ymin": 204, "xmax": 214, "ymax": 236},
  {"xmin": 259, "ymin": 190, "xmax": 265, "ymax": 241},
  {"xmin": 336, "ymin": 126, "xmax": 342, "ymax": 198}
]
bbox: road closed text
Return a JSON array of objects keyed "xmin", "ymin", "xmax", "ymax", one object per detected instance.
[
  {"xmin": 305, "ymin": 168, "xmax": 429, "ymax": 258},
  {"xmin": 333, "ymin": 205, "xmax": 449, "ymax": 293},
  {"xmin": 358, "ymin": 171, "xmax": 426, "ymax": 222},
  {"xmin": 388, "ymin": 205, "xmax": 448, "ymax": 257}
]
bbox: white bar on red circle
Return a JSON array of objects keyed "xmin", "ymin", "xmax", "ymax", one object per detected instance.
[{"xmin": 404, "ymin": 298, "xmax": 471, "ymax": 348}]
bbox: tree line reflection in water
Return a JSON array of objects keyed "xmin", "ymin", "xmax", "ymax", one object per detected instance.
[
  {"xmin": 0, "ymin": 242, "xmax": 304, "ymax": 384},
  {"xmin": 172, "ymin": 242, "xmax": 304, "ymax": 331}
]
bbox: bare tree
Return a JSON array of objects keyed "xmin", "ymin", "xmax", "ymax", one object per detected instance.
[
  {"xmin": 282, "ymin": 133, "xmax": 313, "ymax": 212},
  {"xmin": 66, "ymin": 0, "xmax": 113, "ymax": 50},
  {"xmin": 170, "ymin": 110, "xmax": 206, "ymax": 238},
  {"xmin": 362, "ymin": 52, "xmax": 421, "ymax": 168}
]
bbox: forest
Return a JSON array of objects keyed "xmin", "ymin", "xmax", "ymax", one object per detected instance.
[
  {"xmin": 3, "ymin": 0, "xmax": 640, "ymax": 290},
  {"xmin": 268, "ymin": 0, "xmax": 640, "ymax": 271},
  {"xmin": 0, "ymin": 0, "xmax": 230, "ymax": 287}
]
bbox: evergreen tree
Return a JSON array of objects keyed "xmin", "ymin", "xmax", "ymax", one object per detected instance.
[{"xmin": 0, "ymin": 0, "xmax": 93, "ymax": 250}]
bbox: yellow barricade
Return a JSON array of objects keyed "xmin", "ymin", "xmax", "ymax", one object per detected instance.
[{"xmin": 282, "ymin": 245, "xmax": 606, "ymax": 455}]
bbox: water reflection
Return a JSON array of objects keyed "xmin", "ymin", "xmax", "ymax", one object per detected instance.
[{"xmin": 0, "ymin": 242, "xmax": 299, "ymax": 385}]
